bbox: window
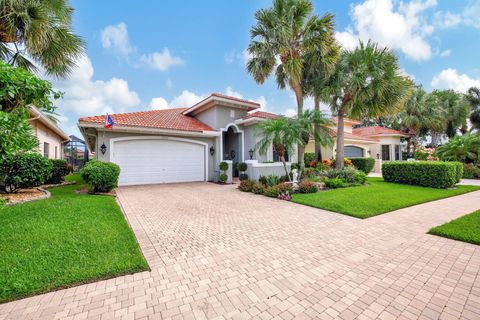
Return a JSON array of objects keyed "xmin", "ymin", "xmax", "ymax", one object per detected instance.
[
  {"xmin": 381, "ymin": 145, "xmax": 390, "ymax": 161},
  {"xmin": 43, "ymin": 142, "xmax": 50, "ymax": 158},
  {"xmin": 344, "ymin": 146, "xmax": 364, "ymax": 158},
  {"xmin": 395, "ymin": 145, "xmax": 401, "ymax": 160}
]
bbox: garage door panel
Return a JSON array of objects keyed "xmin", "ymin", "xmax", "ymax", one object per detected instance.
[{"xmin": 113, "ymin": 139, "xmax": 205, "ymax": 186}]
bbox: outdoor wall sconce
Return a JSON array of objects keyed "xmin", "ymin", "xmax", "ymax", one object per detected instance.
[
  {"xmin": 249, "ymin": 149, "xmax": 254, "ymax": 160},
  {"xmin": 209, "ymin": 146, "xmax": 215, "ymax": 156},
  {"xmin": 100, "ymin": 143, "xmax": 107, "ymax": 155}
]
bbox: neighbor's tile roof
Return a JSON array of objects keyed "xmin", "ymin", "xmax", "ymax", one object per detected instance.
[
  {"xmin": 79, "ymin": 108, "xmax": 214, "ymax": 132},
  {"xmin": 353, "ymin": 126, "xmax": 409, "ymax": 137},
  {"xmin": 328, "ymin": 128, "xmax": 379, "ymax": 142},
  {"xmin": 243, "ymin": 111, "xmax": 279, "ymax": 120}
]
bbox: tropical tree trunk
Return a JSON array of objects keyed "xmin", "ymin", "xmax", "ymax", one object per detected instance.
[
  {"xmin": 431, "ymin": 132, "xmax": 442, "ymax": 147},
  {"xmin": 291, "ymin": 80, "xmax": 305, "ymax": 170},
  {"xmin": 314, "ymin": 95, "xmax": 322, "ymax": 162},
  {"xmin": 280, "ymin": 156, "xmax": 291, "ymax": 182},
  {"xmin": 335, "ymin": 105, "xmax": 345, "ymax": 169}
]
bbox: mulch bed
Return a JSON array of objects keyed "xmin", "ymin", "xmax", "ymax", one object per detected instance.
[
  {"xmin": 75, "ymin": 188, "xmax": 117, "ymax": 197},
  {"xmin": 0, "ymin": 188, "xmax": 50, "ymax": 205}
]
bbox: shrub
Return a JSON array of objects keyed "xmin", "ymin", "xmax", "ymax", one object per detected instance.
[
  {"xmin": 414, "ymin": 149, "xmax": 428, "ymax": 160},
  {"xmin": 331, "ymin": 158, "xmax": 353, "ymax": 168},
  {"xmin": 350, "ymin": 157, "xmax": 375, "ymax": 174},
  {"xmin": 304, "ymin": 153, "xmax": 315, "ymax": 167},
  {"xmin": 436, "ymin": 134, "xmax": 480, "ymax": 163},
  {"xmin": 1, "ymin": 153, "xmax": 53, "ymax": 193},
  {"xmin": 258, "ymin": 175, "xmax": 268, "ymax": 186},
  {"xmin": 463, "ymin": 163, "xmax": 480, "ymax": 179},
  {"xmin": 252, "ymin": 182, "xmax": 265, "ymax": 194},
  {"xmin": 453, "ymin": 162, "xmax": 463, "ymax": 183},
  {"xmin": 279, "ymin": 174, "xmax": 290, "ymax": 183},
  {"xmin": 265, "ymin": 175, "xmax": 279, "ymax": 187},
  {"xmin": 219, "ymin": 173, "xmax": 228, "ymax": 183},
  {"xmin": 382, "ymin": 161, "xmax": 462, "ymax": 188},
  {"xmin": 219, "ymin": 161, "xmax": 229, "ymax": 171},
  {"xmin": 301, "ymin": 167, "xmax": 320, "ymax": 179},
  {"xmin": 298, "ymin": 181, "xmax": 318, "ymax": 193},
  {"xmin": 239, "ymin": 173, "xmax": 249, "ymax": 181},
  {"xmin": 278, "ymin": 192, "xmax": 292, "ymax": 201},
  {"xmin": 264, "ymin": 185, "xmax": 280, "ymax": 197},
  {"xmin": 237, "ymin": 162, "xmax": 247, "ymax": 172},
  {"xmin": 80, "ymin": 160, "xmax": 120, "ymax": 193},
  {"xmin": 238, "ymin": 180, "xmax": 254, "ymax": 192},
  {"xmin": 354, "ymin": 171, "xmax": 368, "ymax": 184},
  {"xmin": 276, "ymin": 182, "xmax": 293, "ymax": 195},
  {"xmin": 47, "ymin": 159, "xmax": 69, "ymax": 184},
  {"xmin": 324, "ymin": 177, "xmax": 347, "ymax": 189},
  {"xmin": 325, "ymin": 166, "xmax": 363, "ymax": 184}
]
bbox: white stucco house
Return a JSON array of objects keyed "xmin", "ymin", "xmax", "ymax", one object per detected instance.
[
  {"xmin": 78, "ymin": 93, "xmax": 407, "ymax": 186},
  {"xmin": 29, "ymin": 106, "xmax": 70, "ymax": 160}
]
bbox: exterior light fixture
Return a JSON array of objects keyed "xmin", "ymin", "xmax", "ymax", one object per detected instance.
[
  {"xmin": 209, "ymin": 146, "xmax": 215, "ymax": 156},
  {"xmin": 100, "ymin": 143, "xmax": 107, "ymax": 155},
  {"xmin": 249, "ymin": 149, "xmax": 254, "ymax": 160}
]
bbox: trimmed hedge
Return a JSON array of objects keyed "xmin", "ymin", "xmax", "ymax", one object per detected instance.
[
  {"xmin": 382, "ymin": 161, "xmax": 462, "ymax": 188},
  {"xmin": 1, "ymin": 153, "xmax": 53, "ymax": 193},
  {"xmin": 350, "ymin": 157, "xmax": 375, "ymax": 174},
  {"xmin": 80, "ymin": 160, "xmax": 120, "ymax": 193},
  {"xmin": 47, "ymin": 159, "xmax": 69, "ymax": 184}
]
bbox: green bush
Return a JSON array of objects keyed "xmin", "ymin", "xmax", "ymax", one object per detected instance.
[
  {"xmin": 252, "ymin": 182, "xmax": 265, "ymax": 194},
  {"xmin": 298, "ymin": 181, "xmax": 318, "ymax": 193},
  {"xmin": 265, "ymin": 175, "xmax": 279, "ymax": 187},
  {"xmin": 264, "ymin": 185, "xmax": 280, "ymax": 197},
  {"xmin": 414, "ymin": 150, "xmax": 429, "ymax": 160},
  {"xmin": 237, "ymin": 162, "xmax": 247, "ymax": 172},
  {"xmin": 463, "ymin": 163, "xmax": 480, "ymax": 179},
  {"xmin": 238, "ymin": 180, "xmax": 254, "ymax": 192},
  {"xmin": 276, "ymin": 182, "xmax": 293, "ymax": 195},
  {"xmin": 324, "ymin": 177, "xmax": 347, "ymax": 189},
  {"xmin": 219, "ymin": 173, "xmax": 228, "ymax": 183},
  {"xmin": 453, "ymin": 162, "xmax": 463, "ymax": 183},
  {"xmin": 304, "ymin": 153, "xmax": 315, "ymax": 167},
  {"xmin": 301, "ymin": 167, "xmax": 320, "ymax": 179},
  {"xmin": 239, "ymin": 173, "xmax": 249, "ymax": 181},
  {"xmin": 382, "ymin": 161, "xmax": 462, "ymax": 188},
  {"xmin": 325, "ymin": 166, "xmax": 363, "ymax": 184},
  {"xmin": 47, "ymin": 159, "xmax": 69, "ymax": 184},
  {"xmin": 354, "ymin": 171, "xmax": 368, "ymax": 184},
  {"xmin": 1, "ymin": 153, "xmax": 53, "ymax": 193},
  {"xmin": 80, "ymin": 160, "xmax": 120, "ymax": 193},
  {"xmin": 350, "ymin": 157, "xmax": 375, "ymax": 174},
  {"xmin": 219, "ymin": 161, "xmax": 229, "ymax": 171}
]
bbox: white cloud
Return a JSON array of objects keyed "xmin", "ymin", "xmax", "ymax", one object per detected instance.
[
  {"xmin": 224, "ymin": 49, "xmax": 252, "ymax": 65},
  {"xmin": 284, "ymin": 108, "xmax": 297, "ymax": 117},
  {"xmin": 439, "ymin": 49, "xmax": 451, "ymax": 57},
  {"xmin": 100, "ymin": 22, "xmax": 134, "ymax": 57},
  {"xmin": 225, "ymin": 86, "xmax": 243, "ymax": 99},
  {"xmin": 225, "ymin": 86, "xmax": 268, "ymax": 110},
  {"xmin": 100, "ymin": 22, "xmax": 184, "ymax": 71},
  {"xmin": 336, "ymin": 0, "xmax": 437, "ymax": 61},
  {"xmin": 51, "ymin": 55, "xmax": 140, "ymax": 117},
  {"xmin": 141, "ymin": 48, "xmax": 185, "ymax": 71},
  {"xmin": 149, "ymin": 97, "xmax": 169, "ymax": 110},
  {"xmin": 434, "ymin": 1, "xmax": 480, "ymax": 29},
  {"xmin": 170, "ymin": 90, "xmax": 206, "ymax": 107},
  {"xmin": 431, "ymin": 68, "xmax": 480, "ymax": 93}
]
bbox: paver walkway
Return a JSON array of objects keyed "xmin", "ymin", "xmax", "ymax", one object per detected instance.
[{"xmin": 1, "ymin": 183, "xmax": 479, "ymax": 320}]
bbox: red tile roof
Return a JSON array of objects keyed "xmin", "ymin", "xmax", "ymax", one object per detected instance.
[
  {"xmin": 353, "ymin": 126, "xmax": 408, "ymax": 137},
  {"xmin": 328, "ymin": 128, "xmax": 379, "ymax": 142},
  {"xmin": 79, "ymin": 108, "xmax": 214, "ymax": 132},
  {"xmin": 243, "ymin": 111, "xmax": 279, "ymax": 120}
]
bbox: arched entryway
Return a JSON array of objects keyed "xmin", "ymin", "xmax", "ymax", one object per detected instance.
[{"xmin": 221, "ymin": 124, "xmax": 243, "ymax": 177}]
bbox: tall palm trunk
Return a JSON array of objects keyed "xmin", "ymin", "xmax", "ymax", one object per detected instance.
[
  {"xmin": 291, "ymin": 80, "xmax": 305, "ymax": 170},
  {"xmin": 431, "ymin": 132, "xmax": 442, "ymax": 147},
  {"xmin": 335, "ymin": 105, "xmax": 345, "ymax": 169},
  {"xmin": 280, "ymin": 156, "xmax": 291, "ymax": 182},
  {"xmin": 314, "ymin": 95, "xmax": 322, "ymax": 161}
]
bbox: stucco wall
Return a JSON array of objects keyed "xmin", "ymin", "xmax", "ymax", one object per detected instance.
[
  {"xmin": 95, "ymin": 130, "xmax": 217, "ymax": 181},
  {"xmin": 30, "ymin": 120, "xmax": 64, "ymax": 159},
  {"xmin": 195, "ymin": 106, "xmax": 248, "ymax": 131},
  {"xmin": 242, "ymin": 125, "xmax": 271, "ymax": 162}
]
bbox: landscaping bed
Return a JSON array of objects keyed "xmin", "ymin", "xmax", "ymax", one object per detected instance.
[
  {"xmin": 429, "ymin": 210, "xmax": 480, "ymax": 245},
  {"xmin": 0, "ymin": 174, "xmax": 148, "ymax": 303},
  {"xmin": 291, "ymin": 178, "xmax": 480, "ymax": 219}
]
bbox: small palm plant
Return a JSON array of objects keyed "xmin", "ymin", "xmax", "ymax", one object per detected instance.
[
  {"xmin": 436, "ymin": 134, "xmax": 480, "ymax": 163},
  {"xmin": 255, "ymin": 117, "xmax": 303, "ymax": 180}
]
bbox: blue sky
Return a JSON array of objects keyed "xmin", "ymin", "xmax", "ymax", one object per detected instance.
[{"xmin": 53, "ymin": 0, "xmax": 480, "ymax": 135}]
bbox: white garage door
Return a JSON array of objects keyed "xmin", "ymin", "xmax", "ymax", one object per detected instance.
[{"xmin": 112, "ymin": 138, "xmax": 206, "ymax": 186}]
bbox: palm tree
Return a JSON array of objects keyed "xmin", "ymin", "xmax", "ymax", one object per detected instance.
[
  {"xmin": 295, "ymin": 109, "xmax": 334, "ymax": 162},
  {"xmin": 321, "ymin": 41, "xmax": 411, "ymax": 169},
  {"xmin": 247, "ymin": 0, "xmax": 338, "ymax": 170},
  {"xmin": 436, "ymin": 133, "xmax": 480, "ymax": 163},
  {"xmin": 430, "ymin": 90, "xmax": 470, "ymax": 143},
  {"xmin": 255, "ymin": 116, "xmax": 303, "ymax": 180},
  {"xmin": 0, "ymin": 0, "xmax": 85, "ymax": 78},
  {"xmin": 467, "ymin": 87, "xmax": 480, "ymax": 131}
]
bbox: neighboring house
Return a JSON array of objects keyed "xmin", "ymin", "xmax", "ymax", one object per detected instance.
[
  {"xmin": 29, "ymin": 106, "xmax": 70, "ymax": 159},
  {"xmin": 78, "ymin": 94, "xmax": 406, "ymax": 186}
]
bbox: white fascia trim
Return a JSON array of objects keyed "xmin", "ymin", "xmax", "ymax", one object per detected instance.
[
  {"xmin": 234, "ymin": 117, "xmax": 266, "ymax": 126},
  {"xmin": 78, "ymin": 123, "xmax": 220, "ymax": 137},
  {"xmin": 183, "ymin": 96, "xmax": 259, "ymax": 115},
  {"xmin": 109, "ymin": 136, "xmax": 209, "ymax": 181},
  {"xmin": 29, "ymin": 106, "xmax": 70, "ymax": 141}
]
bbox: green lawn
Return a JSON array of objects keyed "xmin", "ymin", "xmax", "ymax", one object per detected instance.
[
  {"xmin": 429, "ymin": 210, "xmax": 480, "ymax": 245},
  {"xmin": 0, "ymin": 174, "xmax": 148, "ymax": 303},
  {"xmin": 291, "ymin": 178, "xmax": 480, "ymax": 219}
]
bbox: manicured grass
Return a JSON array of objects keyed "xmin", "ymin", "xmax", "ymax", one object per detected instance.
[
  {"xmin": 0, "ymin": 174, "xmax": 148, "ymax": 303},
  {"xmin": 429, "ymin": 210, "xmax": 480, "ymax": 245},
  {"xmin": 291, "ymin": 178, "xmax": 480, "ymax": 219}
]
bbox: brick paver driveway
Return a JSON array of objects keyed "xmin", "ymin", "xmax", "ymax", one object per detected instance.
[{"xmin": 1, "ymin": 183, "xmax": 480, "ymax": 320}]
